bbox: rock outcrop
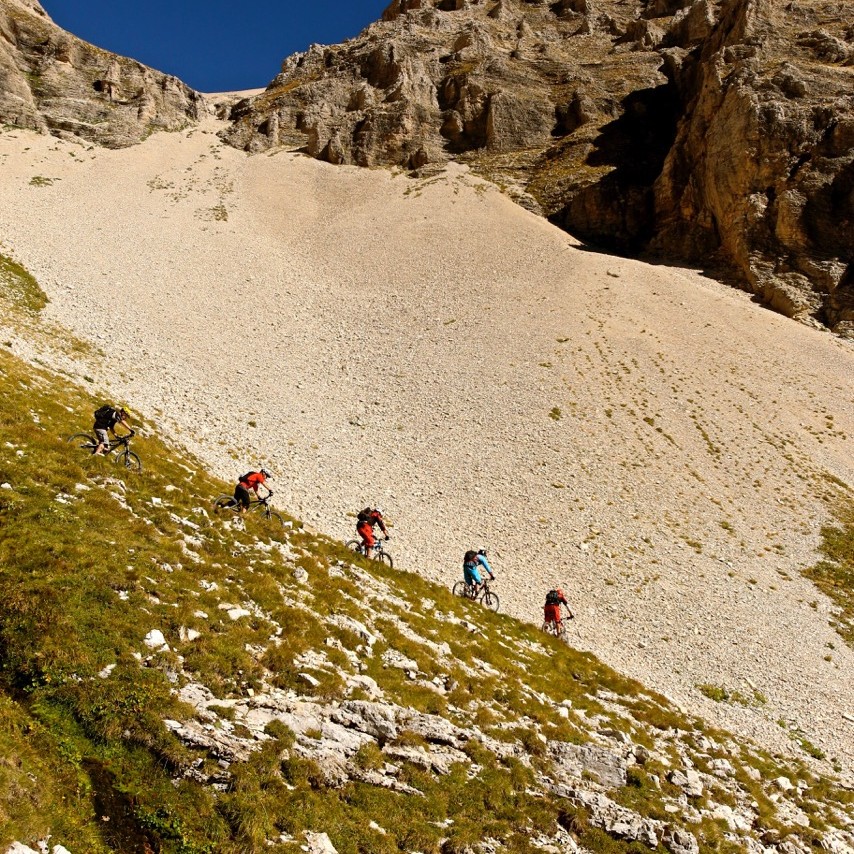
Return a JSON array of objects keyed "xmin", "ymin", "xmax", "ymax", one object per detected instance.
[
  {"xmin": 221, "ymin": 0, "xmax": 854, "ymax": 333},
  {"xmin": 0, "ymin": 0, "xmax": 203, "ymax": 147}
]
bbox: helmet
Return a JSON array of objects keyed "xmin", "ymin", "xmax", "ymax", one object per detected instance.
[
  {"xmin": 118, "ymin": 406, "xmax": 130, "ymax": 418},
  {"xmin": 260, "ymin": 467, "xmax": 272, "ymax": 478},
  {"xmin": 478, "ymin": 549, "xmax": 487, "ymax": 556},
  {"xmin": 374, "ymin": 507, "xmax": 383, "ymax": 515}
]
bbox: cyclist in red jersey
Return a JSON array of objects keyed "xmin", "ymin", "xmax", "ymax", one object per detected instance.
[
  {"xmin": 234, "ymin": 468, "xmax": 272, "ymax": 515},
  {"xmin": 356, "ymin": 506, "xmax": 389, "ymax": 558},
  {"xmin": 543, "ymin": 588, "xmax": 571, "ymax": 631}
]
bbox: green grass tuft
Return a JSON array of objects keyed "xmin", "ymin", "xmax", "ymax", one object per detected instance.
[{"xmin": 0, "ymin": 252, "xmax": 49, "ymax": 314}]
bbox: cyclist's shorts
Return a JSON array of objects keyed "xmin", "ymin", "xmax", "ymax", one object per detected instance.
[
  {"xmin": 357, "ymin": 522, "xmax": 375, "ymax": 547},
  {"xmin": 543, "ymin": 604, "xmax": 561, "ymax": 624},
  {"xmin": 234, "ymin": 484, "xmax": 252, "ymax": 509},
  {"xmin": 464, "ymin": 565, "xmax": 482, "ymax": 586},
  {"xmin": 95, "ymin": 428, "xmax": 110, "ymax": 446}
]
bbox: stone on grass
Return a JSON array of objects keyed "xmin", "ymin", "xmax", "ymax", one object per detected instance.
[
  {"xmin": 143, "ymin": 629, "xmax": 168, "ymax": 650},
  {"xmin": 663, "ymin": 826, "xmax": 700, "ymax": 854},
  {"xmin": 668, "ymin": 768, "xmax": 703, "ymax": 797},
  {"xmin": 305, "ymin": 831, "xmax": 338, "ymax": 853}
]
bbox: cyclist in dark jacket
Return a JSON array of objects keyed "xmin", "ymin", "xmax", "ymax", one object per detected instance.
[{"xmin": 93, "ymin": 405, "xmax": 133, "ymax": 456}]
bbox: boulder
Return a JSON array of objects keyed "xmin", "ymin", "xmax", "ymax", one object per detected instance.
[
  {"xmin": 331, "ymin": 701, "xmax": 399, "ymax": 741},
  {"xmin": 663, "ymin": 826, "xmax": 700, "ymax": 854},
  {"xmin": 549, "ymin": 741, "xmax": 628, "ymax": 789},
  {"xmin": 304, "ymin": 832, "xmax": 339, "ymax": 854}
]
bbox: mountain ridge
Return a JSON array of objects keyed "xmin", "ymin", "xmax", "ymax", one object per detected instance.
[
  {"xmin": 0, "ymin": 0, "xmax": 203, "ymax": 147},
  {"xmin": 219, "ymin": 0, "xmax": 854, "ymax": 334},
  {"xmin": 1, "ymin": 0, "xmax": 851, "ymax": 332}
]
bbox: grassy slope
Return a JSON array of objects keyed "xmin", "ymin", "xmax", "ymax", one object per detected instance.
[
  {"xmin": 0, "ymin": 254, "xmax": 853, "ymax": 852},
  {"xmin": 2, "ymin": 348, "xmax": 854, "ymax": 853}
]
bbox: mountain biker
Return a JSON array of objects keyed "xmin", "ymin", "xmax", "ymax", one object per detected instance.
[
  {"xmin": 463, "ymin": 550, "xmax": 484, "ymax": 592},
  {"xmin": 92, "ymin": 404, "xmax": 133, "ymax": 456},
  {"xmin": 356, "ymin": 506, "xmax": 388, "ymax": 558},
  {"xmin": 234, "ymin": 468, "xmax": 272, "ymax": 516},
  {"xmin": 543, "ymin": 588, "xmax": 573, "ymax": 632}
]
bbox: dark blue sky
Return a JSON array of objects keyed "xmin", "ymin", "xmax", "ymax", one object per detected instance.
[{"xmin": 40, "ymin": 0, "xmax": 389, "ymax": 93}]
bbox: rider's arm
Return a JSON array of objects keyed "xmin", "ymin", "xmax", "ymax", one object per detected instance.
[
  {"xmin": 477, "ymin": 555, "xmax": 495, "ymax": 578},
  {"xmin": 376, "ymin": 517, "xmax": 388, "ymax": 537},
  {"xmin": 113, "ymin": 417, "xmax": 134, "ymax": 436}
]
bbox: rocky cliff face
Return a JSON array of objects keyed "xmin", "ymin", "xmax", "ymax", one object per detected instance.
[
  {"xmin": 221, "ymin": 0, "xmax": 853, "ymax": 334},
  {"xmin": 0, "ymin": 0, "xmax": 203, "ymax": 147}
]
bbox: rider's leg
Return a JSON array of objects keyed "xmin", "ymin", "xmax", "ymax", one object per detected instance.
[
  {"xmin": 357, "ymin": 523, "xmax": 375, "ymax": 558},
  {"xmin": 464, "ymin": 566, "xmax": 482, "ymax": 597},
  {"xmin": 93, "ymin": 427, "xmax": 109, "ymax": 455},
  {"xmin": 235, "ymin": 484, "xmax": 251, "ymax": 516}
]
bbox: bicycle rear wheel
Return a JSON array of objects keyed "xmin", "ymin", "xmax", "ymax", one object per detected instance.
[
  {"xmin": 213, "ymin": 495, "xmax": 238, "ymax": 514},
  {"xmin": 68, "ymin": 432, "xmax": 97, "ymax": 451},
  {"xmin": 117, "ymin": 450, "xmax": 142, "ymax": 472},
  {"xmin": 375, "ymin": 550, "xmax": 393, "ymax": 569},
  {"xmin": 481, "ymin": 591, "xmax": 499, "ymax": 612},
  {"xmin": 345, "ymin": 539, "xmax": 365, "ymax": 555},
  {"xmin": 452, "ymin": 581, "xmax": 468, "ymax": 599}
]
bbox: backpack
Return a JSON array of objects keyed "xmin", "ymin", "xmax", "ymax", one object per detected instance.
[
  {"xmin": 239, "ymin": 471, "xmax": 256, "ymax": 483},
  {"xmin": 545, "ymin": 589, "xmax": 561, "ymax": 606},
  {"xmin": 357, "ymin": 506, "xmax": 372, "ymax": 524},
  {"xmin": 94, "ymin": 404, "xmax": 117, "ymax": 425}
]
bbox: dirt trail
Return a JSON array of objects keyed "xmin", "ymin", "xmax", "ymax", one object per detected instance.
[{"xmin": 0, "ymin": 118, "xmax": 852, "ymax": 772}]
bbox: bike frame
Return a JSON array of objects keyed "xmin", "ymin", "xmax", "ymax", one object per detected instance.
[{"xmin": 105, "ymin": 435, "xmax": 132, "ymax": 454}]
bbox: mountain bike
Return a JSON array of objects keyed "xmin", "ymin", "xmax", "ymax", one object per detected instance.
[
  {"xmin": 345, "ymin": 537, "xmax": 394, "ymax": 568},
  {"xmin": 213, "ymin": 492, "xmax": 286, "ymax": 529},
  {"xmin": 542, "ymin": 619, "xmax": 567, "ymax": 641},
  {"xmin": 67, "ymin": 431, "xmax": 141, "ymax": 472},
  {"xmin": 452, "ymin": 578, "xmax": 499, "ymax": 612}
]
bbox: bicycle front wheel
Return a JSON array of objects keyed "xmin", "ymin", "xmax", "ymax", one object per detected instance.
[
  {"xmin": 68, "ymin": 432, "xmax": 97, "ymax": 451},
  {"xmin": 481, "ymin": 591, "xmax": 499, "ymax": 612},
  {"xmin": 375, "ymin": 550, "xmax": 393, "ymax": 569},
  {"xmin": 117, "ymin": 450, "xmax": 142, "ymax": 472},
  {"xmin": 268, "ymin": 511, "xmax": 286, "ymax": 529}
]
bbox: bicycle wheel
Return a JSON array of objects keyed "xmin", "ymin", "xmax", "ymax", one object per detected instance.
[
  {"xmin": 345, "ymin": 539, "xmax": 364, "ymax": 555},
  {"xmin": 375, "ymin": 550, "xmax": 393, "ymax": 569},
  {"xmin": 213, "ymin": 495, "xmax": 238, "ymax": 514},
  {"xmin": 481, "ymin": 590, "xmax": 499, "ymax": 612},
  {"xmin": 268, "ymin": 511, "xmax": 286, "ymax": 529},
  {"xmin": 117, "ymin": 450, "xmax": 142, "ymax": 472},
  {"xmin": 541, "ymin": 621, "xmax": 555, "ymax": 636},
  {"xmin": 452, "ymin": 581, "xmax": 468, "ymax": 598},
  {"xmin": 68, "ymin": 432, "xmax": 97, "ymax": 451}
]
